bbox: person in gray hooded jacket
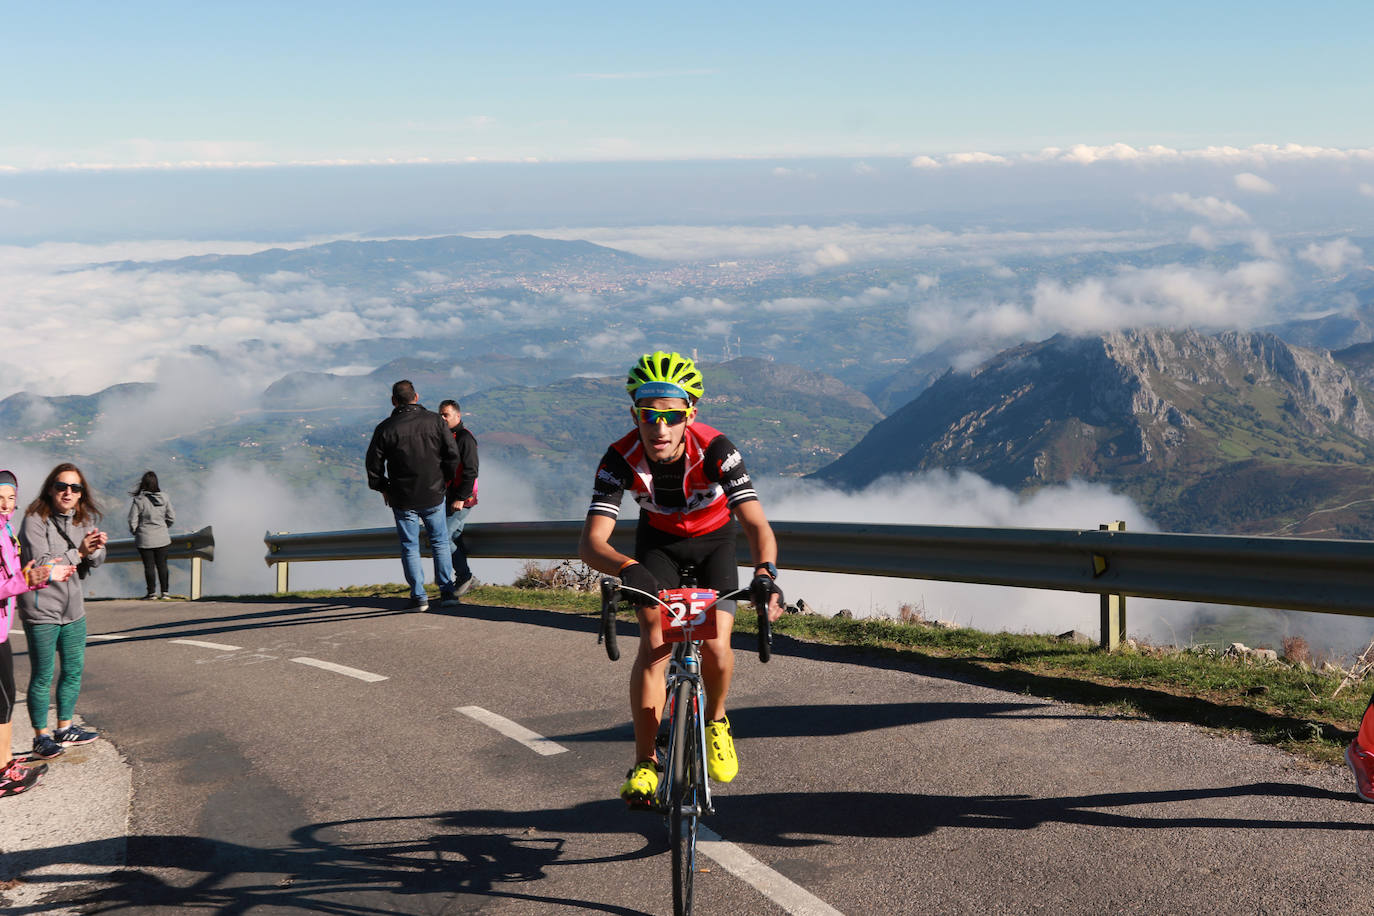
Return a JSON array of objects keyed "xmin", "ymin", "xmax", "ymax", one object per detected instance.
[
  {"xmin": 128, "ymin": 470, "xmax": 176, "ymax": 599},
  {"xmin": 18, "ymin": 462, "xmax": 107, "ymax": 760}
]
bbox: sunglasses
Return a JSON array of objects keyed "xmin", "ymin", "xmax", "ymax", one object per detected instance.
[
  {"xmin": 635, "ymin": 406, "xmax": 691, "ymax": 426},
  {"xmin": 53, "ymin": 482, "xmax": 84, "ymax": 494}
]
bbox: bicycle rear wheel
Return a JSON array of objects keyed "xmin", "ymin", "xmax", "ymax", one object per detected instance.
[{"xmin": 669, "ymin": 679, "xmax": 699, "ymax": 916}]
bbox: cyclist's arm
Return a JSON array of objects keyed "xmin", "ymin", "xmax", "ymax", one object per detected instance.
[
  {"xmin": 733, "ymin": 499, "xmax": 784, "ymax": 621},
  {"xmin": 579, "ymin": 513, "xmax": 636, "ymax": 577},
  {"xmin": 581, "ymin": 445, "xmax": 639, "ymax": 577}
]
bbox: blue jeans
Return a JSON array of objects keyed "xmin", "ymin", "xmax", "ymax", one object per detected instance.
[
  {"xmin": 393, "ymin": 502, "xmax": 455, "ymax": 598},
  {"xmin": 446, "ymin": 505, "xmax": 473, "ymax": 583}
]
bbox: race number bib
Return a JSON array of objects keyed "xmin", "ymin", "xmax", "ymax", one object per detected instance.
[{"xmin": 658, "ymin": 588, "xmax": 719, "ymax": 642}]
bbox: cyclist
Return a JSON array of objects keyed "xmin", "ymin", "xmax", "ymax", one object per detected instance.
[{"xmin": 579, "ymin": 350, "xmax": 783, "ymax": 804}]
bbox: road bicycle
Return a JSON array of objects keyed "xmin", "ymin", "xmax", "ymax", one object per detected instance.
[{"xmin": 598, "ymin": 568, "xmax": 781, "ymax": 916}]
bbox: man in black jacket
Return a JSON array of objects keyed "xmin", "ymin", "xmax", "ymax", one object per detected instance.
[
  {"xmin": 365, "ymin": 380, "xmax": 460, "ymax": 611},
  {"xmin": 439, "ymin": 399, "xmax": 478, "ymax": 598}
]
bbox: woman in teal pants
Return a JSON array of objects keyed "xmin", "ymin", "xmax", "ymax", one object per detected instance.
[{"xmin": 18, "ymin": 463, "xmax": 108, "ymax": 760}]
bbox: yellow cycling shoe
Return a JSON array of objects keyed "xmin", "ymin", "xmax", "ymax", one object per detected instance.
[
  {"xmin": 705, "ymin": 717, "xmax": 738, "ymax": 783},
  {"xmin": 619, "ymin": 760, "xmax": 661, "ymax": 802}
]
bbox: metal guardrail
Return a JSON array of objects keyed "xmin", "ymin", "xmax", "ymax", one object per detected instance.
[
  {"xmin": 104, "ymin": 525, "xmax": 215, "ymax": 600},
  {"xmin": 263, "ymin": 519, "xmax": 1374, "ymax": 650}
]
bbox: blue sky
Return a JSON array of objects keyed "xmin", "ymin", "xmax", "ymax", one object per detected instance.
[{"xmin": 4, "ymin": 1, "xmax": 1372, "ymax": 169}]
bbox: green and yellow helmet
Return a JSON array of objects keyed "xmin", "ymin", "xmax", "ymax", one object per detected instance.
[{"xmin": 625, "ymin": 350, "xmax": 704, "ymax": 403}]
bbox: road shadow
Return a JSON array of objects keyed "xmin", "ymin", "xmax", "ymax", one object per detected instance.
[
  {"xmin": 4, "ymin": 802, "xmax": 661, "ymax": 915},
  {"xmin": 710, "ymin": 782, "xmax": 1368, "ymax": 848},
  {"xmin": 8, "ymin": 781, "xmax": 1365, "ymax": 913}
]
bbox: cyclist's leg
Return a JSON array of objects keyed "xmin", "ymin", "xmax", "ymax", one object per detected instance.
[
  {"xmin": 694, "ymin": 529, "xmax": 739, "ymax": 722},
  {"xmin": 630, "ymin": 600, "xmax": 673, "ymax": 764},
  {"xmin": 632, "ymin": 546, "xmax": 681, "ymax": 764}
]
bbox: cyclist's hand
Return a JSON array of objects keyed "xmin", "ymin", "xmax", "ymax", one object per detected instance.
[
  {"xmin": 750, "ymin": 574, "xmax": 785, "ymax": 622},
  {"xmin": 618, "ymin": 562, "xmax": 660, "ymax": 601}
]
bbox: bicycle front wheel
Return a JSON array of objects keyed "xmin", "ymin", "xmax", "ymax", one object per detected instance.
[{"xmin": 669, "ymin": 679, "xmax": 699, "ymax": 916}]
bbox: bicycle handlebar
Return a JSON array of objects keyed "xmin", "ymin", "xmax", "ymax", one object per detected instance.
[
  {"xmin": 598, "ymin": 576, "xmax": 780, "ymax": 663},
  {"xmin": 598, "ymin": 577, "xmax": 621, "ymax": 661}
]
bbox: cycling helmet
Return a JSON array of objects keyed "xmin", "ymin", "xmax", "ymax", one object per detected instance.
[{"xmin": 625, "ymin": 351, "xmax": 704, "ymax": 403}]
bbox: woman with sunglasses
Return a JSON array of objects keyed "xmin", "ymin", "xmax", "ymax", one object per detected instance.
[
  {"xmin": 18, "ymin": 463, "xmax": 108, "ymax": 760},
  {"xmin": 579, "ymin": 350, "xmax": 783, "ymax": 804}
]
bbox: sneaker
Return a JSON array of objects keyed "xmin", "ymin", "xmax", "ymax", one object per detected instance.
[
  {"xmin": 619, "ymin": 760, "xmax": 661, "ymax": 802},
  {"xmin": 1348, "ymin": 743, "xmax": 1374, "ymax": 802},
  {"xmin": 159, "ymin": 594, "xmax": 174, "ymax": 600},
  {"xmin": 142, "ymin": 593, "xmax": 156, "ymax": 600},
  {"xmin": 438, "ymin": 592, "xmax": 460, "ymax": 608},
  {"xmin": 32, "ymin": 734, "xmax": 64, "ymax": 759},
  {"xmin": 705, "ymin": 717, "xmax": 738, "ymax": 783},
  {"xmin": 411, "ymin": 596, "xmax": 430, "ymax": 613},
  {"xmin": 0, "ymin": 760, "xmax": 42, "ymax": 797},
  {"xmin": 54, "ymin": 724, "xmax": 98, "ymax": 746},
  {"xmin": 454, "ymin": 576, "xmax": 475, "ymax": 599}
]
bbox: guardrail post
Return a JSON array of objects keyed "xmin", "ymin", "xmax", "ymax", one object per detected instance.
[
  {"xmin": 276, "ymin": 561, "xmax": 290, "ymax": 594},
  {"xmin": 190, "ymin": 557, "xmax": 203, "ymax": 600},
  {"xmin": 1099, "ymin": 520, "xmax": 1126, "ymax": 651}
]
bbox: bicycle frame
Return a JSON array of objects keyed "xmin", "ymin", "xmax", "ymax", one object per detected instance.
[{"xmin": 659, "ymin": 628, "xmax": 713, "ymax": 819}]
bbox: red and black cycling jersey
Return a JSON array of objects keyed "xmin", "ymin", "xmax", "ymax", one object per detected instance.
[{"xmin": 587, "ymin": 421, "xmax": 758, "ymax": 537}]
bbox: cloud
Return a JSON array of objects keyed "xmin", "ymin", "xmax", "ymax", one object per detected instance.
[
  {"xmin": 1298, "ymin": 237, "xmax": 1363, "ymax": 273},
  {"xmin": 853, "ymin": 161, "xmax": 876, "ymax": 175},
  {"xmin": 1360, "ymin": 182, "xmax": 1374, "ymax": 198},
  {"xmin": 0, "ymin": 242, "xmax": 539, "ymax": 399},
  {"xmin": 811, "ymin": 243, "xmax": 851, "ymax": 268},
  {"xmin": 1188, "ymin": 225, "xmax": 1217, "ymax": 249},
  {"xmin": 945, "ymin": 151, "xmax": 1009, "ymax": 166},
  {"xmin": 908, "ymin": 155, "xmax": 941, "ymax": 169},
  {"xmin": 908, "ymin": 259, "xmax": 1290, "ymax": 348},
  {"xmin": 0, "ymin": 198, "xmax": 19, "ymax": 209},
  {"xmin": 1249, "ymin": 230, "xmax": 1280, "ymax": 260},
  {"xmin": 1234, "ymin": 172, "xmax": 1276, "ymax": 194},
  {"xmin": 766, "ymin": 471, "xmax": 1173, "ymax": 636},
  {"xmin": 1149, "ymin": 192, "xmax": 1250, "ymax": 225}
]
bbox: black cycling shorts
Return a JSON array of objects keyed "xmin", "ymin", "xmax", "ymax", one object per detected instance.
[{"xmin": 635, "ymin": 521, "xmax": 739, "ymax": 614}]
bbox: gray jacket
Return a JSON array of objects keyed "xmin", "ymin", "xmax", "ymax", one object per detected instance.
[
  {"xmin": 128, "ymin": 491, "xmax": 175, "ymax": 548},
  {"xmin": 17, "ymin": 511, "xmax": 105, "ymax": 625}
]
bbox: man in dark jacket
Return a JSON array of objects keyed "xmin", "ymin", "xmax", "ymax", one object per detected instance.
[
  {"xmin": 365, "ymin": 380, "xmax": 460, "ymax": 611},
  {"xmin": 439, "ymin": 399, "xmax": 478, "ymax": 597}
]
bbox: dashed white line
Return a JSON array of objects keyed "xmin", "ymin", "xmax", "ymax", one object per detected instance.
[
  {"xmin": 290, "ymin": 657, "xmax": 388, "ymax": 682},
  {"xmin": 87, "ymin": 634, "xmax": 132, "ymax": 641},
  {"xmin": 455, "ymin": 706, "xmax": 568, "ymax": 756},
  {"xmin": 170, "ymin": 639, "xmax": 243, "ymax": 651},
  {"xmin": 698, "ymin": 825, "xmax": 845, "ymax": 915}
]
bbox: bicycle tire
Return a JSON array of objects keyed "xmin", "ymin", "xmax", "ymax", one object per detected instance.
[{"xmin": 670, "ymin": 678, "xmax": 698, "ymax": 916}]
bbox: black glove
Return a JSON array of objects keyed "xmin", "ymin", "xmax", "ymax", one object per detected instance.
[
  {"xmin": 618, "ymin": 563, "xmax": 661, "ymax": 602},
  {"xmin": 750, "ymin": 573, "xmax": 783, "ymax": 604}
]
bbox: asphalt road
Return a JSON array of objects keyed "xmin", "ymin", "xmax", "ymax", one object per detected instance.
[{"xmin": 3, "ymin": 595, "xmax": 1373, "ymax": 915}]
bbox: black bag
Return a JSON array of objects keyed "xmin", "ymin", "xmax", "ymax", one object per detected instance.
[{"xmin": 50, "ymin": 518, "xmax": 91, "ymax": 580}]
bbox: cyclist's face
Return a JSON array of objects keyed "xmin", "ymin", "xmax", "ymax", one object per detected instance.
[{"xmin": 633, "ymin": 397, "xmax": 694, "ymax": 463}]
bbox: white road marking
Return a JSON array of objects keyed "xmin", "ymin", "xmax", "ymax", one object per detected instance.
[
  {"xmin": 455, "ymin": 706, "xmax": 568, "ymax": 756},
  {"xmin": 87, "ymin": 634, "xmax": 132, "ymax": 641},
  {"xmin": 170, "ymin": 639, "xmax": 243, "ymax": 651},
  {"xmin": 290, "ymin": 657, "xmax": 388, "ymax": 682},
  {"xmin": 698, "ymin": 825, "xmax": 845, "ymax": 916}
]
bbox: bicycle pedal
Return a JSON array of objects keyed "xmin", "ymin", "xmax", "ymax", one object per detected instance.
[{"xmin": 625, "ymin": 797, "xmax": 659, "ymax": 813}]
